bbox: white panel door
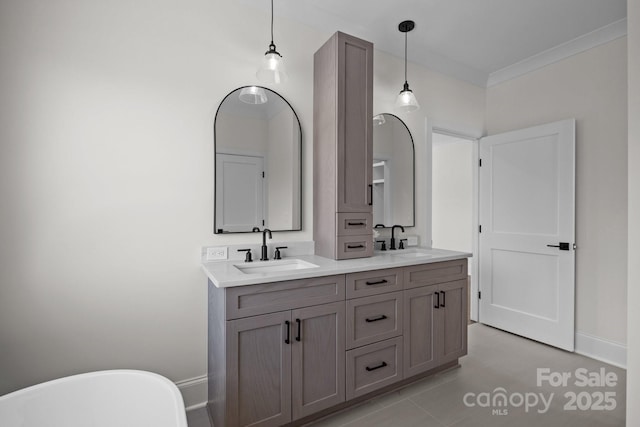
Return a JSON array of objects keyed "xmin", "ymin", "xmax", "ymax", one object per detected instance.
[
  {"xmin": 479, "ymin": 119, "xmax": 575, "ymax": 351},
  {"xmin": 215, "ymin": 154, "xmax": 264, "ymax": 233}
]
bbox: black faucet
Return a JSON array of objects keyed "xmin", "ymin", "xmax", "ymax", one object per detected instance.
[
  {"xmin": 258, "ymin": 228, "xmax": 272, "ymax": 261},
  {"xmin": 390, "ymin": 225, "xmax": 405, "ymax": 250}
]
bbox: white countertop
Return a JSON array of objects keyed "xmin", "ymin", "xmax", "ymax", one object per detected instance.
[{"xmin": 202, "ymin": 247, "xmax": 471, "ymax": 288}]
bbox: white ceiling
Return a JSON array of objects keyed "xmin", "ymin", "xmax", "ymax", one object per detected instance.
[{"xmin": 240, "ymin": 0, "xmax": 627, "ymax": 86}]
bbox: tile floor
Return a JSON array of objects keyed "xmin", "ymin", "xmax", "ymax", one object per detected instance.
[{"xmin": 187, "ymin": 323, "xmax": 626, "ymax": 427}]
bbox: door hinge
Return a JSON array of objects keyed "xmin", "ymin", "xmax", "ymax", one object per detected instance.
[
  {"xmin": 478, "ymin": 291, "xmax": 482, "ymax": 300},
  {"xmin": 479, "ymin": 159, "xmax": 482, "ymax": 167}
]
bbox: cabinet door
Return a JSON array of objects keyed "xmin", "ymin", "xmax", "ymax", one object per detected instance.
[
  {"xmin": 438, "ymin": 279, "xmax": 468, "ymax": 365},
  {"xmin": 227, "ymin": 312, "xmax": 292, "ymax": 427},
  {"xmin": 291, "ymin": 302, "xmax": 346, "ymax": 420},
  {"xmin": 336, "ymin": 32, "xmax": 373, "ymax": 213},
  {"xmin": 403, "ymin": 285, "xmax": 439, "ymax": 377}
]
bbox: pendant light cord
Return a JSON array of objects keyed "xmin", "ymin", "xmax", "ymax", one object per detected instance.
[
  {"xmin": 404, "ymin": 31, "xmax": 408, "ymax": 85},
  {"xmin": 270, "ymin": 0, "xmax": 274, "ymax": 45}
]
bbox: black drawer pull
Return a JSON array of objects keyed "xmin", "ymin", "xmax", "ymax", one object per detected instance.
[
  {"xmin": 295, "ymin": 318, "xmax": 301, "ymax": 342},
  {"xmin": 434, "ymin": 291, "xmax": 440, "ymax": 309},
  {"xmin": 365, "ymin": 279, "xmax": 388, "ymax": 286},
  {"xmin": 347, "ymin": 222, "xmax": 365, "ymax": 226},
  {"xmin": 441, "ymin": 291, "xmax": 446, "ymax": 308},
  {"xmin": 365, "ymin": 315, "xmax": 388, "ymax": 323},
  {"xmin": 285, "ymin": 320, "xmax": 290, "ymax": 344},
  {"xmin": 366, "ymin": 361, "xmax": 388, "ymax": 372},
  {"xmin": 347, "ymin": 244, "xmax": 365, "ymax": 249}
]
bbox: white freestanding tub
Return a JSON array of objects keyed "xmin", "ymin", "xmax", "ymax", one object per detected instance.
[{"xmin": 0, "ymin": 370, "xmax": 188, "ymax": 427}]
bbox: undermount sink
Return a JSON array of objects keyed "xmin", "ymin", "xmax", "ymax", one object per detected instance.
[{"xmin": 234, "ymin": 259, "xmax": 319, "ymax": 274}]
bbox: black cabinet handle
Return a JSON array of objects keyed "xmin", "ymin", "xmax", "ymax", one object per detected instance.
[
  {"xmin": 368, "ymin": 184, "xmax": 373, "ymax": 206},
  {"xmin": 441, "ymin": 291, "xmax": 446, "ymax": 308},
  {"xmin": 295, "ymin": 318, "xmax": 301, "ymax": 342},
  {"xmin": 366, "ymin": 361, "xmax": 388, "ymax": 372},
  {"xmin": 365, "ymin": 279, "xmax": 388, "ymax": 286},
  {"xmin": 365, "ymin": 315, "xmax": 388, "ymax": 323},
  {"xmin": 347, "ymin": 244, "xmax": 365, "ymax": 249},
  {"xmin": 285, "ymin": 320, "xmax": 290, "ymax": 344},
  {"xmin": 348, "ymin": 222, "xmax": 365, "ymax": 226},
  {"xmin": 434, "ymin": 291, "xmax": 440, "ymax": 309}
]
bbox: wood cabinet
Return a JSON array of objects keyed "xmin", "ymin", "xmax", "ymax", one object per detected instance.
[
  {"xmin": 314, "ymin": 31, "xmax": 374, "ymax": 260},
  {"xmin": 207, "ymin": 258, "xmax": 468, "ymax": 427},
  {"xmin": 403, "ymin": 262, "xmax": 468, "ymax": 378},
  {"xmin": 291, "ymin": 302, "xmax": 346, "ymax": 420},
  {"xmin": 209, "ymin": 279, "xmax": 345, "ymax": 427},
  {"xmin": 226, "ymin": 312, "xmax": 292, "ymax": 427}
]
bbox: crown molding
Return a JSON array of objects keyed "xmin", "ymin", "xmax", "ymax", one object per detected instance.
[{"xmin": 487, "ymin": 18, "xmax": 627, "ymax": 87}]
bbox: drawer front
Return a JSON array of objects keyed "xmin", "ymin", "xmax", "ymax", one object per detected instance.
[
  {"xmin": 336, "ymin": 235, "xmax": 374, "ymax": 260},
  {"xmin": 347, "ymin": 292, "xmax": 403, "ymax": 349},
  {"xmin": 346, "ymin": 337, "xmax": 403, "ymax": 399},
  {"xmin": 404, "ymin": 259, "xmax": 468, "ymax": 289},
  {"xmin": 225, "ymin": 275, "xmax": 345, "ymax": 320},
  {"xmin": 346, "ymin": 268, "xmax": 403, "ymax": 298},
  {"xmin": 337, "ymin": 212, "xmax": 374, "ymax": 236}
]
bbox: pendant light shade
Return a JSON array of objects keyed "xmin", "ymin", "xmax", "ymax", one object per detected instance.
[
  {"xmin": 373, "ymin": 114, "xmax": 386, "ymax": 126},
  {"xmin": 239, "ymin": 86, "xmax": 268, "ymax": 104},
  {"xmin": 395, "ymin": 20, "xmax": 420, "ymax": 113},
  {"xmin": 395, "ymin": 83, "xmax": 420, "ymax": 112},
  {"xmin": 257, "ymin": 0, "xmax": 288, "ymax": 84}
]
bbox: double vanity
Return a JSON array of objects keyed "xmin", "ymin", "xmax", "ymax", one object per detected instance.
[
  {"xmin": 207, "ymin": 29, "xmax": 469, "ymax": 427},
  {"xmin": 203, "ymin": 248, "xmax": 469, "ymax": 427}
]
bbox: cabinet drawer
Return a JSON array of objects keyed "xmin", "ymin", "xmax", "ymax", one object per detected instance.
[
  {"xmin": 336, "ymin": 235, "xmax": 374, "ymax": 260},
  {"xmin": 347, "ymin": 292, "xmax": 402, "ymax": 349},
  {"xmin": 346, "ymin": 268, "xmax": 403, "ymax": 298},
  {"xmin": 225, "ymin": 275, "xmax": 345, "ymax": 320},
  {"xmin": 346, "ymin": 337, "xmax": 403, "ymax": 399},
  {"xmin": 337, "ymin": 212, "xmax": 373, "ymax": 236},
  {"xmin": 404, "ymin": 259, "xmax": 468, "ymax": 289}
]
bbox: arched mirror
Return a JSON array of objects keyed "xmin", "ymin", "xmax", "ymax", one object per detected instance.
[
  {"xmin": 372, "ymin": 113, "xmax": 415, "ymax": 227},
  {"xmin": 215, "ymin": 86, "xmax": 302, "ymax": 233}
]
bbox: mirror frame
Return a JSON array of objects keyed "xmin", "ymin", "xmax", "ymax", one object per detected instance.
[
  {"xmin": 214, "ymin": 86, "xmax": 303, "ymax": 234},
  {"xmin": 372, "ymin": 113, "xmax": 416, "ymax": 229}
]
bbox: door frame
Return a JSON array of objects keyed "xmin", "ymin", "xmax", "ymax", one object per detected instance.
[
  {"xmin": 215, "ymin": 150, "xmax": 268, "ymax": 232},
  {"xmin": 429, "ymin": 125, "xmax": 480, "ymax": 322}
]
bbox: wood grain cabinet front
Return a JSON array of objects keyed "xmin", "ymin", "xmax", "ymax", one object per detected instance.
[
  {"xmin": 314, "ymin": 31, "xmax": 374, "ymax": 260},
  {"xmin": 403, "ymin": 279, "xmax": 468, "ymax": 378},
  {"xmin": 207, "ymin": 258, "xmax": 469, "ymax": 427},
  {"xmin": 346, "ymin": 292, "xmax": 403, "ymax": 349},
  {"xmin": 346, "ymin": 336, "xmax": 403, "ymax": 399},
  {"xmin": 346, "ymin": 268, "xmax": 403, "ymax": 299},
  {"xmin": 226, "ymin": 312, "xmax": 292, "ymax": 427},
  {"xmin": 226, "ymin": 302, "xmax": 345, "ymax": 427}
]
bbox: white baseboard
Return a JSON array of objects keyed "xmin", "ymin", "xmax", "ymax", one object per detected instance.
[
  {"xmin": 175, "ymin": 375, "xmax": 208, "ymax": 411},
  {"xmin": 575, "ymin": 332, "xmax": 627, "ymax": 369}
]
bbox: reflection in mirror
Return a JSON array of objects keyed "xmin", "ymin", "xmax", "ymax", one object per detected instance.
[
  {"xmin": 215, "ymin": 86, "xmax": 301, "ymax": 233},
  {"xmin": 372, "ymin": 113, "xmax": 415, "ymax": 228}
]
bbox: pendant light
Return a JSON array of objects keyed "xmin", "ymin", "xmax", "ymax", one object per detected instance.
[
  {"xmin": 256, "ymin": 0, "xmax": 288, "ymax": 84},
  {"xmin": 373, "ymin": 114, "xmax": 386, "ymax": 126},
  {"xmin": 395, "ymin": 20, "xmax": 420, "ymax": 112},
  {"xmin": 239, "ymin": 86, "xmax": 268, "ymax": 104}
]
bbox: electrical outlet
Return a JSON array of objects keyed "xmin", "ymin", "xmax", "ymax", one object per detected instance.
[
  {"xmin": 406, "ymin": 236, "xmax": 419, "ymax": 246},
  {"xmin": 206, "ymin": 246, "xmax": 228, "ymax": 261}
]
